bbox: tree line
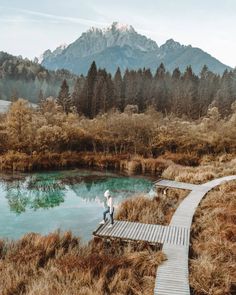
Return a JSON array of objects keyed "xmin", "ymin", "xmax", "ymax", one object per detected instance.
[
  {"xmin": 0, "ymin": 51, "xmax": 76, "ymax": 102},
  {"xmin": 57, "ymin": 61, "xmax": 236, "ymax": 119},
  {"xmin": 1, "ymin": 50, "xmax": 235, "ymax": 118}
]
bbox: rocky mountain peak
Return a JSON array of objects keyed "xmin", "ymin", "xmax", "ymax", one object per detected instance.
[
  {"xmin": 160, "ymin": 39, "xmax": 182, "ymax": 51},
  {"xmin": 41, "ymin": 23, "xmax": 231, "ymax": 75},
  {"xmin": 108, "ymin": 22, "xmax": 136, "ymax": 33}
]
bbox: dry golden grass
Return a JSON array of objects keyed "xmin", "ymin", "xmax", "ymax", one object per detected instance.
[
  {"xmin": 0, "ymin": 151, "xmax": 126, "ymax": 172},
  {"xmin": 116, "ymin": 189, "xmax": 188, "ymax": 225},
  {"xmin": 162, "ymin": 156, "xmax": 236, "ymax": 184},
  {"xmin": 190, "ymin": 181, "xmax": 236, "ymax": 295},
  {"xmin": 0, "ymin": 150, "xmax": 173, "ymax": 175},
  {"xmin": 0, "ymin": 232, "xmax": 165, "ymax": 295}
]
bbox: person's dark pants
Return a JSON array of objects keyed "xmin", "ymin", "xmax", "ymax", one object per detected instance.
[{"xmin": 103, "ymin": 206, "xmax": 114, "ymax": 224}]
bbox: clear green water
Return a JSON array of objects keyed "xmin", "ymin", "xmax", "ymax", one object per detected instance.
[{"xmin": 0, "ymin": 169, "xmax": 153, "ymax": 242}]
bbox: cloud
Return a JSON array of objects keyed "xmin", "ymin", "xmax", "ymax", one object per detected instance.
[{"xmin": 0, "ymin": 6, "xmax": 109, "ymax": 27}]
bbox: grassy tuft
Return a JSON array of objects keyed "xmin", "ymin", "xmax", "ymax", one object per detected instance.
[
  {"xmin": 116, "ymin": 189, "xmax": 188, "ymax": 225},
  {"xmin": 190, "ymin": 181, "xmax": 236, "ymax": 295},
  {"xmin": 0, "ymin": 232, "xmax": 165, "ymax": 295}
]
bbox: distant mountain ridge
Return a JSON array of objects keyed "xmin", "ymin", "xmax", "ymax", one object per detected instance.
[{"xmin": 41, "ymin": 22, "xmax": 231, "ymax": 75}]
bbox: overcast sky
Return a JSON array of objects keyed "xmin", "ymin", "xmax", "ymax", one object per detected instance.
[{"xmin": 1, "ymin": 0, "xmax": 235, "ymax": 67}]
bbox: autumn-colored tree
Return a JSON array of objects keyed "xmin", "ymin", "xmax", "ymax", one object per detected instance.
[{"xmin": 6, "ymin": 99, "xmax": 34, "ymax": 151}]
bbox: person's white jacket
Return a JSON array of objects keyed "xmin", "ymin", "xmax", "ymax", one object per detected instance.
[{"xmin": 107, "ymin": 197, "xmax": 114, "ymax": 214}]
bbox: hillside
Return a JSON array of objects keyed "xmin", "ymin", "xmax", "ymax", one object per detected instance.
[{"xmin": 0, "ymin": 51, "xmax": 77, "ymax": 103}]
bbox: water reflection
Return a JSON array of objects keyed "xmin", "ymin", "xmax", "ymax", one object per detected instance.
[
  {"xmin": 0, "ymin": 169, "xmax": 153, "ymax": 241},
  {"xmin": 4, "ymin": 178, "xmax": 66, "ymax": 213},
  {"xmin": 2, "ymin": 170, "xmax": 152, "ymax": 214}
]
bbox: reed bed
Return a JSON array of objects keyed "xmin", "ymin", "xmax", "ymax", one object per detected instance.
[
  {"xmin": 190, "ymin": 181, "xmax": 236, "ymax": 295},
  {"xmin": 0, "ymin": 232, "xmax": 165, "ymax": 295},
  {"xmin": 116, "ymin": 189, "xmax": 188, "ymax": 225},
  {"xmin": 162, "ymin": 156, "xmax": 236, "ymax": 184}
]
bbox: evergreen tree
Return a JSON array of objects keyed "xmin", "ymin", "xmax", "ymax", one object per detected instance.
[
  {"xmin": 172, "ymin": 68, "xmax": 181, "ymax": 80},
  {"xmin": 87, "ymin": 61, "xmax": 97, "ymax": 118},
  {"xmin": 182, "ymin": 66, "xmax": 199, "ymax": 118},
  {"xmin": 153, "ymin": 63, "xmax": 169, "ymax": 112},
  {"xmin": 215, "ymin": 70, "xmax": 235, "ymax": 115},
  {"xmin": 38, "ymin": 89, "xmax": 44, "ymax": 102},
  {"xmin": 72, "ymin": 77, "xmax": 85, "ymax": 113},
  {"xmin": 57, "ymin": 79, "xmax": 72, "ymax": 114},
  {"xmin": 155, "ymin": 63, "xmax": 166, "ymax": 80},
  {"xmin": 170, "ymin": 68, "xmax": 182, "ymax": 115},
  {"xmin": 113, "ymin": 67, "xmax": 123, "ymax": 111}
]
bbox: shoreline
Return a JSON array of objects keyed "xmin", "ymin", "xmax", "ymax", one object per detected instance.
[{"xmin": 0, "ymin": 150, "xmax": 175, "ymax": 175}]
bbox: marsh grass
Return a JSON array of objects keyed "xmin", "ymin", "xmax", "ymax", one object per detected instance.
[
  {"xmin": 190, "ymin": 181, "xmax": 236, "ymax": 295},
  {"xmin": 162, "ymin": 157, "xmax": 236, "ymax": 184},
  {"xmin": 1, "ymin": 149, "xmax": 236, "ymax": 294},
  {"xmin": 0, "ymin": 151, "xmax": 173, "ymax": 174},
  {"xmin": 0, "ymin": 232, "xmax": 165, "ymax": 295},
  {"xmin": 116, "ymin": 189, "xmax": 188, "ymax": 225}
]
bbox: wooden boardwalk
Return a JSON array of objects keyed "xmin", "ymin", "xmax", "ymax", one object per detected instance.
[
  {"xmin": 94, "ymin": 221, "xmax": 189, "ymax": 246},
  {"xmin": 154, "ymin": 175, "xmax": 236, "ymax": 295},
  {"xmin": 93, "ymin": 175, "xmax": 236, "ymax": 295},
  {"xmin": 154, "ymin": 179, "xmax": 199, "ymax": 191}
]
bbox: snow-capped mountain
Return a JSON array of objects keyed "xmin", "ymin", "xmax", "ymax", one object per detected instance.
[{"xmin": 41, "ymin": 22, "xmax": 231, "ymax": 75}]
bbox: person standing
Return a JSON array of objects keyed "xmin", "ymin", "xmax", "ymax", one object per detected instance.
[{"xmin": 99, "ymin": 190, "xmax": 114, "ymax": 228}]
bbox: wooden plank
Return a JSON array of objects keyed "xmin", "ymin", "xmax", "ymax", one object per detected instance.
[
  {"xmin": 164, "ymin": 225, "xmax": 171, "ymax": 244},
  {"xmin": 97, "ymin": 223, "xmax": 108, "ymax": 235},
  {"xmin": 178, "ymin": 226, "xmax": 183, "ymax": 246},
  {"xmin": 128, "ymin": 222, "xmax": 140, "ymax": 240},
  {"xmin": 123, "ymin": 222, "xmax": 134, "ymax": 238},
  {"xmin": 108, "ymin": 221, "xmax": 120, "ymax": 236},
  {"xmin": 142, "ymin": 224, "xmax": 153, "ymax": 241},
  {"xmin": 145, "ymin": 224, "xmax": 154, "ymax": 242},
  {"xmin": 153, "ymin": 225, "xmax": 162, "ymax": 243},
  {"xmin": 154, "ymin": 179, "xmax": 199, "ymax": 191},
  {"xmin": 136, "ymin": 223, "xmax": 146, "ymax": 241},
  {"xmin": 149, "ymin": 224, "xmax": 158, "ymax": 243},
  {"xmin": 116, "ymin": 221, "xmax": 128, "ymax": 238},
  {"xmin": 169, "ymin": 226, "xmax": 176, "ymax": 244},
  {"xmin": 157, "ymin": 225, "xmax": 165, "ymax": 243},
  {"xmin": 132, "ymin": 222, "xmax": 144, "ymax": 241},
  {"xmin": 173, "ymin": 226, "xmax": 179, "ymax": 245},
  {"xmin": 152, "ymin": 225, "xmax": 162, "ymax": 243}
]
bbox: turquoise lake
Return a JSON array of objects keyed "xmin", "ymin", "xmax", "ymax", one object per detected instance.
[{"xmin": 0, "ymin": 169, "xmax": 154, "ymax": 242}]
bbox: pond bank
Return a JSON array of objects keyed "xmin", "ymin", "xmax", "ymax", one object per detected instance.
[{"xmin": 0, "ymin": 150, "xmax": 200, "ymax": 175}]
